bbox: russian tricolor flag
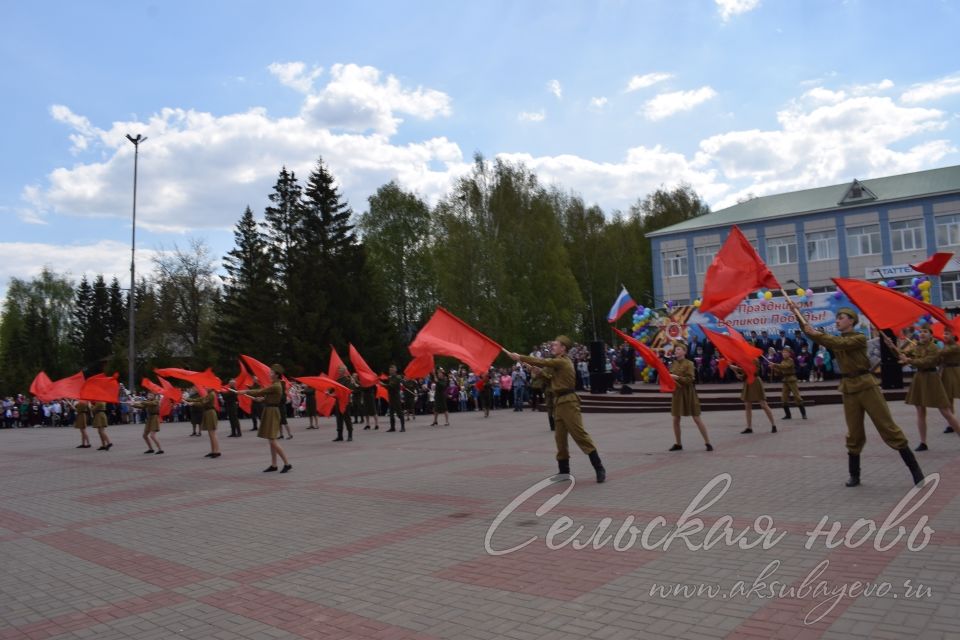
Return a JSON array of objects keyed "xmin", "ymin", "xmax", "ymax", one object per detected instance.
[{"xmin": 606, "ymin": 285, "xmax": 637, "ymax": 323}]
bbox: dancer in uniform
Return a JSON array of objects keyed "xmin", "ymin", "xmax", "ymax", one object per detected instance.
[
  {"xmin": 505, "ymin": 336, "xmax": 606, "ymax": 483},
  {"xmin": 184, "ymin": 387, "xmax": 221, "ymax": 458},
  {"xmin": 940, "ymin": 326, "xmax": 960, "ymax": 434},
  {"xmin": 384, "ymin": 365, "xmax": 405, "ymax": 432},
  {"xmin": 332, "ymin": 365, "xmax": 356, "ymax": 442},
  {"xmin": 668, "ymin": 340, "xmax": 713, "ymax": 452},
  {"xmin": 430, "ymin": 368, "xmax": 450, "ymax": 426},
  {"xmin": 772, "ymin": 345, "xmax": 806, "ymax": 420},
  {"xmin": 223, "ymin": 380, "xmax": 242, "ymax": 438},
  {"xmin": 92, "ymin": 401, "xmax": 112, "ymax": 450},
  {"xmin": 71, "ymin": 399, "xmax": 92, "ymax": 448},
  {"xmin": 787, "ymin": 300, "xmax": 925, "ymax": 486},
  {"xmin": 130, "ymin": 393, "xmax": 163, "ymax": 454},
  {"xmin": 240, "ymin": 365, "xmax": 291, "ymax": 472},
  {"xmin": 731, "ymin": 359, "xmax": 777, "ymax": 434}
]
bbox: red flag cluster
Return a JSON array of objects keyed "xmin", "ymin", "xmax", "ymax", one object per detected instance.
[{"xmin": 29, "ymin": 371, "xmax": 86, "ymax": 402}]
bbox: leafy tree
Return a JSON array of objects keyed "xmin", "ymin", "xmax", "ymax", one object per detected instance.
[{"xmin": 153, "ymin": 240, "xmax": 219, "ymax": 367}]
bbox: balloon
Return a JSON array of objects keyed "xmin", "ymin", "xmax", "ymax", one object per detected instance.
[
  {"xmin": 764, "ymin": 291, "xmax": 773, "ymax": 300},
  {"xmin": 756, "ymin": 291, "xmax": 764, "ymax": 299},
  {"xmin": 795, "ymin": 287, "xmax": 805, "ymax": 296},
  {"xmin": 806, "ymin": 289, "xmax": 814, "ymax": 297},
  {"xmin": 920, "ymin": 280, "xmax": 931, "ymax": 290},
  {"xmin": 833, "ymin": 291, "xmax": 843, "ymax": 299},
  {"xmin": 887, "ymin": 280, "xmax": 897, "ymax": 288},
  {"xmin": 693, "ymin": 299, "xmax": 701, "ymax": 308},
  {"xmin": 912, "ymin": 277, "xmax": 920, "ymax": 286}
]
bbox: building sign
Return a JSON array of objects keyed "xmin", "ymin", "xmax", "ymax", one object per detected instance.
[{"xmin": 868, "ymin": 258, "xmax": 960, "ymax": 279}]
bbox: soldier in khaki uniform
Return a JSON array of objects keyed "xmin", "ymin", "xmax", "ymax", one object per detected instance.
[
  {"xmin": 240, "ymin": 364, "xmax": 292, "ymax": 473},
  {"xmin": 940, "ymin": 326, "xmax": 960, "ymax": 434},
  {"xmin": 889, "ymin": 325, "xmax": 960, "ymax": 450},
  {"xmin": 92, "ymin": 401, "xmax": 112, "ymax": 450},
  {"xmin": 505, "ymin": 335, "xmax": 606, "ymax": 483},
  {"xmin": 731, "ymin": 359, "xmax": 777, "ymax": 434},
  {"xmin": 130, "ymin": 394, "xmax": 163, "ymax": 454},
  {"xmin": 72, "ymin": 400, "xmax": 92, "ymax": 448},
  {"xmin": 772, "ymin": 346, "xmax": 806, "ymax": 420},
  {"xmin": 383, "ymin": 365, "xmax": 405, "ymax": 432},
  {"xmin": 668, "ymin": 341, "xmax": 713, "ymax": 452},
  {"xmin": 788, "ymin": 301, "xmax": 924, "ymax": 486},
  {"xmin": 184, "ymin": 388, "xmax": 221, "ymax": 458}
]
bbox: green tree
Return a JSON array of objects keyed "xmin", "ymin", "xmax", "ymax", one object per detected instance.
[{"xmin": 361, "ymin": 182, "xmax": 436, "ymax": 341}]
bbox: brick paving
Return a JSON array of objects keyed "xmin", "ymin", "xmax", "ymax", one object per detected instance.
[{"xmin": 0, "ymin": 401, "xmax": 958, "ymax": 639}]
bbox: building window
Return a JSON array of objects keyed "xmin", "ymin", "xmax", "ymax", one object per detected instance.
[
  {"xmin": 694, "ymin": 245, "xmax": 719, "ymax": 274},
  {"xmin": 663, "ymin": 251, "xmax": 687, "ymax": 277},
  {"xmin": 937, "ymin": 214, "xmax": 960, "ymax": 248},
  {"xmin": 942, "ymin": 273, "xmax": 960, "ymax": 304},
  {"xmin": 846, "ymin": 224, "xmax": 881, "ymax": 257},
  {"xmin": 766, "ymin": 237, "xmax": 797, "ymax": 266},
  {"xmin": 806, "ymin": 230, "xmax": 837, "ymax": 262},
  {"xmin": 890, "ymin": 219, "xmax": 925, "ymax": 252}
]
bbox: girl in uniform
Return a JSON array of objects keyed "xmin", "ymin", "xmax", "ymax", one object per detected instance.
[
  {"xmin": 184, "ymin": 388, "xmax": 221, "ymax": 458},
  {"xmin": 92, "ymin": 401, "xmax": 112, "ymax": 450},
  {"xmin": 668, "ymin": 341, "xmax": 713, "ymax": 452},
  {"xmin": 241, "ymin": 365, "xmax": 292, "ymax": 473},
  {"xmin": 732, "ymin": 359, "xmax": 777, "ymax": 434},
  {"xmin": 72, "ymin": 399, "xmax": 92, "ymax": 448}
]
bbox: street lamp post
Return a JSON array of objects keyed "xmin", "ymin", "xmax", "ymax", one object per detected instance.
[{"xmin": 126, "ymin": 134, "xmax": 146, "ymax": 395}]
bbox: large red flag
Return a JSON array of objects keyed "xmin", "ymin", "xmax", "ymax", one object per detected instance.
[
  {"xmin": 154, "ymin": 367, "xmax": 222, "ymax": 390},
  {"xmin": 376, "ymin": 384, "xmax": 389, "ymax": 403},
  {"xmin": 328, "ymin": 346, "xmax": 349, "ymax": 380},
  {"xmin": 141, "ymin": 378, "xmax": 174, "ymax": 418},
  {"xmin": 910, "ymin": 252, "xmax": 954, "ymax": 276},
  {"xmin": 157, "ymin": 376, "xmax": 183, "ymax": 402},
  {"xmin": 408, "ymin": 306, "xmax": 502, "ymax": 374},
  {"xmin": 141, "ymin": 378, "xmax": 163, "ymax": 395},
  {"xmin": 30, "ymin": 372, "xmax": 53, "ymax": 399},
  {"xmin": 832, "ymin": 277, "xmax": 950, "ymax": 331},
  {"xmin": 702, "ymin": 327, "xmax": 763, "ymax": 383},
  {"xmin": 78, "ymin": 373, "xmax": 121, "ymax": 403},
  {"xmin": 700, "ymin": 226, "xmax": 781, "ymax": 320},
  {"xmin": 296, "ymin": 375, "xmax": 352, "ymax": 413},
  {"xmin": 239, "ymin": 354, "xmax": 273, "ymax": 388},
  {"xmin": 404, "ymin": 353, "xmax": 434, "ymax": 379},
  {"xmin": 612, "ymin": 328, "xmax": 675, "ymax": 392},
  {"xmin": 233, "ymin": 362, "xmax": 253, "ymax": 414},
  {"xmin": 47, "ymin": 372, "xmax": 86, "ymax": 401},
  {"xmin": 348, "ymin": 344, "xmax": 379, "ymax": 387}
]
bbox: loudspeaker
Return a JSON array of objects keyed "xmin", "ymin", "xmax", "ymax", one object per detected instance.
[
  {"xmin": 589, "ymin": 341, "xmax": 605, "ymax": 374},
  {"xmin": 590, "ymin": 372, "xmax": 613, "ymax": 394},
  {"xmin": 880, "ymin": 362, "xmax": 904, "ymax": 389},
  {"xmin": 620, "ymin": 384, "xmax": 633, "ymax": 395},
  {"xmin": 880, "ymin": 330, "xmax": 898, "ymax": 364}
]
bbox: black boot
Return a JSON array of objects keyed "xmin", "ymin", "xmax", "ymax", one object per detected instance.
[
  {"xmin": 332, "ymin": 428, "xmax": 344, "ymax": 442},
  {"xmin": 783, "ymin": 405, "xmax": 792, "ymax": 420},
  {"xmin": 551, "ymin": 458, "xmax": 571, "ymax": 482},
  {"xmin": 588, "ymin": 450, "xmax": 606, "ymax": 483},
  {"xmin": 548, "ymin": 415, "xmax": 555, "ymax": 432},
  {"xmin": 799, "ymin": 405, "xmax": 807, "ymax": 420},
  {"xmin": 845, "ymin": 453, "xmax": 861, "ymax": 487},
  {"xmin": 898, "ymin": 447, "xmax": 925, "ymax": 485}
]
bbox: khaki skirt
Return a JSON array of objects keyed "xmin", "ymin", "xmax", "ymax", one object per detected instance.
[
  {"xmin": 741, "ymin": 378, "xmax": 765, "ymax": 403},
  {"xmin": 257, "ymin": 406, "xmax": 281, "ymax": 440}
]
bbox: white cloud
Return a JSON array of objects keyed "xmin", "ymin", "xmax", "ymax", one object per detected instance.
[
  {"xmin": 589, "ymin": 97, "xmax": 608, "ymax": 109},
  {"xmin": 626, "ymin": 72, "xmax": 672, "ymax": 92},
  {"xmin": 267, "ymin": 62, "xmax": 323, "ymax": 94},
  {"xmin": 900, "ymin": 74, "xmax": 960, "ymax": 104},
  {"xmin": 547, "ymin": 79, "xmax": 562, "ymax": 100},
  {"xmin": 29, "ymin": 63, "xmax": 464, "ymax": 231},
  {"xmin": 0, "ymin": 240, "xmax": 163, "ymax": 290},
  {"xmin": 518, "ymin": 110, "xmax": 546, "ymax": 123},
  {"xmin": 716, "ymin": 0, "xmax": 761, "ymax": 21},
  {"xmin": 643, "ymin": 86, "xmax": 718, "ymax": 120}
]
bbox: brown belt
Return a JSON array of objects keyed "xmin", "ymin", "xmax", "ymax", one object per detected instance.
[
  {"xmin": 554, "ymin": 388, "xmax": 577, "ymax": 397},
  {"xmin": 919, "ymin": 368, "xmax": 939, "ymax": 373},
  {"xmin": 944, "ymin": 364, "xmax": 960, "ymax": 368},
  {"xmin": 840, "ymin": 370, "xmax": 870, "ymax": 378}
]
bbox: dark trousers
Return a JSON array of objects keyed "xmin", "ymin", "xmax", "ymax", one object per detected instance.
[
  {"xmin": 227, "ymin": 409, "xmax": 241, "ymax": 436},
  {"xmin": 335, "ymin": 407, "xmax": 353, "ymax": 436},
  {"xmin": 389, "ymin": 405, "xmax": 405, "ymax": 430}
]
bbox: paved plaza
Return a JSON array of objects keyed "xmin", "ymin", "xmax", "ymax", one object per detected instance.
[{"xmin": 0, "ymin": 403, "xmax": 958, "ymax": 640}]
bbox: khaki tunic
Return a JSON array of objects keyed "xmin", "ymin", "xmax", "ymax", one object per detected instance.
[
  {"xmin": 247, "ymin": 382, "xmax": 283, "ymax": 439},
  {"xmin": 806, "ymin": 329, "xmax": 908, "ymax": 454},
  {"xmin": 91, "ymin": 402, "xmax": 108, "ymax": 429},
  {"xmin": 939, "ymin": 342, "xmax": 960, "ymax": 399},
  {"xmin": 516, "ymin": 353, "xmax": 596, "ymax": 461},
  {"xmin": 904, "ymin": 341, "xmax": 950, "ymax": 408},
  {"xmin": 670, "ymin": 359, "xmax": 700, "ymax": 417},
  {"xmin": 773, "ymin": 356, "xmax": 804, "ymax": 406},
  {"xmin": 185, "ymin": 393, "xmax": 218, "ymax": 431},
  {"xmin": 134, "ymin": 400, "xmax": 161, "ymax": 433},
  {"xmin": 74, "ymin": 401, "xmax": 90, "ymax": 429}
]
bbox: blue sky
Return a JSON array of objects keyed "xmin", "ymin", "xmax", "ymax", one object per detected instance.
[{"xmin": 2, "ymin": 0, "xmax": 960, "ymax": 290}]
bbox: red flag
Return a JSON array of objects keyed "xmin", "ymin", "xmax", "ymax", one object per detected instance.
[
  {"xmin": 832, "ymin": 277, "xmax": 950, "ymax": 331},
  {"xmin": 195, "ymin": 385, "xmax": 221, "ymax": 412},
  {"xmin": 376, "ymin": 384, "xmax": 389, "ymax": 402},
  {"xmin": 404, "ymin": 353, "xmax": 434, "ymax": 379},
  {"xmin": 348, "ymin": 344, "xmax": 379, "ymax": 387},
  {"xmin": 910, "ymin": 252, "xmax": 954, "ymax": 276},
  {"xmin": 157, "ymin": 376, "xmax": 183, "ymax": 402},
  {"xmin": 296, "ymin": 375, "xmax": 352, "ymax": 413},
  {"xmin": 154, "ymin": 367, "xmax": 222, "ymax": 390},
  {"xmin": 46, "ymin": 372, "xmax": 86, "ymax": 401},
  {"xmin": 239, "ymin": 354, "xmax": 273, "ymax": 388},
  {"xmin": 702, "ymin": 327, "xmax": 763, "ymax": 383},
  {"xmin": 408, "ymin": 306, "xmax": 502, "ymax": 374},
  {"xmin": 141, "ymin": 378, "xmax": 163, "ymax": 395},
  {"xmin": 700, "ymin": 226, "xmax": 781, "ymax": 320},
  {"xmin": 717, "ymin": 357, "xmax": 729, "ymax": 379},
  {"xmin": 315, "ymin": 393, "xmax": 337, "ymax": 417},
  {"xmin": 30, "ymin": 372, "xmax": 53, "ymax": 398},
  {"xmin": 78, "ymin": 373, "xmax": 121, "ymax": 403},
  {"xmin": 234, "ymin": 362, "xmax": 253, "ymax": 414},
  {"xmin": 612, "ymin": 328, "xmax": 676, "ymax": 392},
  {"xmin": 328, "ymin": 346, "xmax": 349, "ymax": 380}
]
